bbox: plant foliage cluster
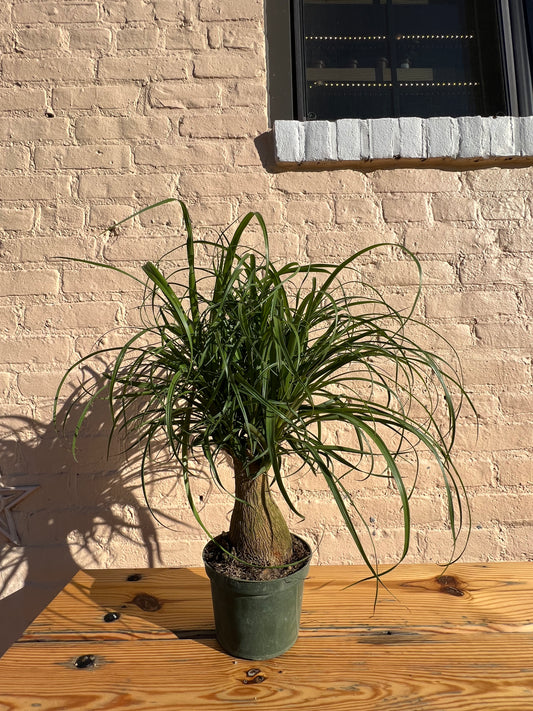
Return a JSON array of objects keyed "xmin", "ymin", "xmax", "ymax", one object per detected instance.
[{"xmin": 56, "ymin": 200, "xmax": 471, "ymax": 580}]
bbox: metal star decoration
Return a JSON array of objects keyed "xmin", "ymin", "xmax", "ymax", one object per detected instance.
[{"xmin": 0, "ymin": 486, "xmax": 39, "ymax": 545}]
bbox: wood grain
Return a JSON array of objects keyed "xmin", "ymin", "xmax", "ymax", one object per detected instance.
[
  {"xmin": 2, "ymin": 634, "xmax": 533, "ymax": 711},
  {"xmin": 22, "ymin": 562, "xmax": 533, "ymax": 642},
  {"xmin": 5, "ymin": 562, "xmax": 532, "ymax": 710}
]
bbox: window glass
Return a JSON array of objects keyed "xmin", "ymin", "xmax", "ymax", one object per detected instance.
[{"xmin": 300, "ymin": 0, "xmax": 507, "ymax": 120}]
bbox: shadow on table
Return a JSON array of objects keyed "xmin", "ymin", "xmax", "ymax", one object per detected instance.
[
  {"xmin": 85, "ymin": 565, "xmax": 216, "ymax": 642},
  {"xmin": 0, "ymin": 389, "xmax": 184, "ymax": 658}
]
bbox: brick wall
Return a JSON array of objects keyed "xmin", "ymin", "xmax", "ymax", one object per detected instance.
[{"xmin": 0, "ymin": 0, "xmax": 532, "ymax": 610}]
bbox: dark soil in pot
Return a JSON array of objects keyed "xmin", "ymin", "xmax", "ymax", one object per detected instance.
[{"xmin": 203, "ymin": 533, "xmax": 311, "ymax": 581}]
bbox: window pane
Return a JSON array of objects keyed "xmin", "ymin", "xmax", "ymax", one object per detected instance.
[{"xmin": 300, "ymin": 0, "xmax": 507, "ymax": 119}]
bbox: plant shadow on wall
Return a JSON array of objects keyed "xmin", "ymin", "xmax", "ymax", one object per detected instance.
[{"xmin": 0, "ymin": 381, "xmax": 192, "ymax": 657}]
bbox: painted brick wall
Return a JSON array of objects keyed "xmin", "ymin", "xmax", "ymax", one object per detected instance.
[{"xmin": 0, "ymin": 0, "xmax": 532, "ymax": 625}]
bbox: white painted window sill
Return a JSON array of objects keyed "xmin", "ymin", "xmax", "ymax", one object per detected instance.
[{"xmin": 273, "ymin": 116, "xmax": 533, "ymax": 165}]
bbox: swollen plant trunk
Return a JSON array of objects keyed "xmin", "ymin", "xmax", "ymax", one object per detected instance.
[{"xmin": 228, "ymin": 457, "xmax": 293, "ymax": 567}]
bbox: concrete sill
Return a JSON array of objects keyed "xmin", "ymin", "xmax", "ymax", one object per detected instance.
[{"xmin": 273, "ymin": 116, "xmax": 533, "ymax": 167}]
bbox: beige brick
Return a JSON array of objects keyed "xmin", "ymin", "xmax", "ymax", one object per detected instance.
[
  {"xmin": 0, "ymin": 176, "xmax": 71, "ymax": 201},
  {"xmin": 0, "ymin": 30, "xmax": 12, "ymax": 53},
  {"xmin": 366, "ymin": 260, "xmax": 455, "ymax": 286},
  {"xmin": 0, "ymin": 118, "xmax": 70, "ymax": 142},
  {"xmin": 78, "ymin": 174, "xmax": 173, "ymax": 199},
  {"xmin": 194, "ymin": 52, "xmax": 262, "ymax": 79},
  {"xmin": 222, "ymin": 80, "xmax": 266, "ymax": 109},
  {"xmin": 425, "ymin": 291, "xmax": 517, "ymax": 319},
  {"xmin": 13, "ymin": 3, "xmax": 99, "ymax": 23},
  {"xmin": 0, "ymin": 338, "xmax": 71, "ymax": 364},
  {"xmin": 382, "ymin": 195, "xmax": 429, "ymax": 223},
  {"xmin": 0, "ymin": 147, "xmax": 31, "ymax": 171},
  {"xmin": 494, "ymin": 451, "xmax": 532, "ymax": 486},
  {"xmin": 432, "ymin": 196, "xmax": 478, "ymax": 222},
  {"xmin": 69, "ymin": 27, "xmax": 112, "ymax": 51},
  {"xmin": 136, "ymin": 199, "xmax": 185, "ymax": 227},
  {"xmin": 235, "ymin": 199, "xmax": 283, "ymax": 226},
  {"xmin": 53, "ymin": 85, "xmax": 140, "ymax": 110},
  {"xmin": 3, "ymin": 57, "xmax": 95, "ymax": 82},
  {"xmin": 152, "ymin": 0, "xmax": 195, "ymax": 22},
  {"xmin": 315, "ymin": 530, "xmax": 367, "ymax": 565},
  {"xmin": 17, "ymin": 236, "xmax": 91, "ymax": 263},
  {"xmin": 0, "ymin": 269, "xmax": 59, "ymax": 296},
  {"xmin": 25, "ymin": 302, "xmax": 121, "ymax": 331},
  {"xmin": 505, "ymin": 525, "xmax": 533, "ymax": 560},
  {"xmin": 117, "ymin": 27, "xmax": 160, "ymax": 50},
  {"xmin": 274, "ymin": 170, "xmax": 366, "ymax": 195},
  {"xmin": 16, "ymin": 27, "xmax": 63, "ymax": 51},
  {"xmin": 75, "ymin": 116, "xmax": 170, "ymax": 142},
  {"xmin": 199, "ymin": 0, "xmax": 263, "ymax": 21},
  {"xmin": 305, "ymin": 228, "xmax": 399, "ymax": 262},
  {"xmin": 39, "ymin": 204, "xmax": 85, "ymax": 231},
  {"xmin": 63, "ymin": 267, "xmax": 139, "ymax": 294},
  {"xmin": 475, "ymin": 323, "xmax": 533, "ymax": 349},
  {"xmin": 0, "ymin": 208, "xmax": 34, "ymax": 232},
  {"xmin": 185, "ymin": 201, "xmax": 233, "ymax": 227},
  {"xmin": 499, "ymin": 227, "xmax": 532, "ymax": 253},
  {"xmin": 422, "ymin": 527, "xmax": 503, "ymax": 564},
  {"xmin": 0, "ymin": 306, "xmax": 18, "ymax": 335},
  {"xmin": 103, "ymin": 237, "xmax": 178, "ymax": 262},
  {"xmin": 460, "ymin": 357, "xmax": 529, "ymax": 387},
  {"xmin": 35, "ymin": 145, "xmax": 131, "ymax": 170},
  {"xmin": 207, "ymin": 25, "xmax": 223, "ymax": 50},
  {"xmin": 134, "ymin": 142, "xmax": 226, "ymax": 168},
  {"xmin": 405, "ymin": 225, "xmax": 497, "ymax": 255},
  {"xmin": 479, "ymin": 194, "xmax": 526, "ymax": 221},
  {"xmin": 448, "ymin": 453, "xmax": 493, "ymax": 488},
  {"xmin": 98, "ymin": 56, "xmax": 189, "ymax": 81},
  {"xmin": 372, "ymin": 170, "xmax": 460, "ymax": 193},
  {"xmin": 165, "ymin": 26, "xmax": 206, "ymax": 50},
  {"xmin": 223, "ymin": 26, "xmax": 264, "ymax": 51},
  {"xmin": 18, "ymin": 371, "xmax": 65, "ymax": 399},
  {"xmin": 89, "ymin": 204, "xmax": 136, "ymax": 229},
  {"xmin": 180, "ymin": 112, "xmax": 265, "ymax": 138},
  {"xmin": 498, "ymin": 390, "xmax": 533, "ymax": 414},
  {"xmin": 230, "ymin": 138, "xmax": 264, "ymax": 167},
  {"xmin": 179, "ymin": 171, "xmax": 269, "ymax": 197},
  {"xmin": 103, "ymin": 0, "xmax": 155, "ymax": 21},
  {"xmin": 459, "ymin": 256, "xmax": 533, "ymax": 285},
  {"xmin": 335, "ymin": 198, "xmax": 379, "ymax": 224},
  {"xmin": 0, "ymin": 88, "xmax": 46, "ymax": 111},
  {"xmin": 410, "ymin": 321, "xmax": 474, "ymax": 350},
  {"xmin": 461, "ymin": 391, "xmax": 499, "ymax": 421},
  {"xmin": 0, "ymin": 371, "xmax": 11, "ymax": 395},
  {"xmin": 468, "ymin": 168, "xmax": 533, "ymax": 191},
  {"xmin": 149, "ymin": 81, "xmax": 220, "ymax": 109},
  {"xmin": 470, "ymin": 492, "xmax": 533, "ymax": 524},
  {"xmin": 287, "ymin": 200, "xmax": 332, "ymax": 224}
]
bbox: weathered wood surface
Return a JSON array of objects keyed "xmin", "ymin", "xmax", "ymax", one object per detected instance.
[
  {"xmin": 2, "ymin": 562, "xmax": 532, "ymax": 710},
  {"xmin": 1, "ymin": 635, "xmax": 533, "ymax": 710}
]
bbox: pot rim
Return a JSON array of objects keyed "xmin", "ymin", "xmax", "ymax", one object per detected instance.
[{"xmin": 202, "ymin": 533, "xmax": 312, "ymax": 587}]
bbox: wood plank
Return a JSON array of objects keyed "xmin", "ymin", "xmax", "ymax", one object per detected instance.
[
  {"xmin": 21, "ymin": 567, "xmax": 213, "ymax": 642},
  {"xmin": 2, "ymin": 634, "xmax": 533, "ymax": 710},
  {"xmin": 21, "ymin": 563, "xmax": 533, "ymax": 642},
  {"xmin": 302, "ymin": 562, "xmax": 533, "ymax": 633}
]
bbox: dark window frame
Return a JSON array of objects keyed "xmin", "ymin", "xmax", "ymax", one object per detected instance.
[{"xmin": 266, "ymin": 0, "xmax": 533, "ymax": 122}]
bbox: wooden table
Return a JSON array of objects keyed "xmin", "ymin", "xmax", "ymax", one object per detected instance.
[{"xmin": 1, "ymin": 562, "xmax": 532, "ymax": 710}]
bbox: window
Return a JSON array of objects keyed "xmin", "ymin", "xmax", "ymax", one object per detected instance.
[{"xmin": 266, "ymin": 0, "xmax": 533, "ymax": 122}]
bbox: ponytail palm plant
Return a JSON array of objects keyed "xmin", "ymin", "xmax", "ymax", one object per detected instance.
[{"xmin": 55, "ymin": 200, "xmax": 470, "ymax": 581}]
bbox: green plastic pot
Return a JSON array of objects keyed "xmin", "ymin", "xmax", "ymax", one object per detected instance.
[{"xmin": 203, "ymin": 538, "xmax": 311, "ymax": 660}]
